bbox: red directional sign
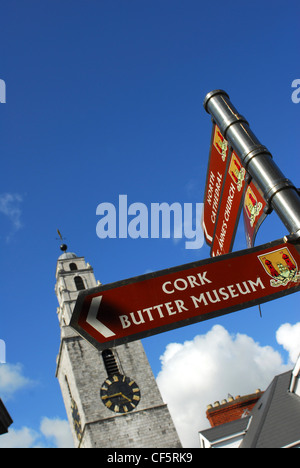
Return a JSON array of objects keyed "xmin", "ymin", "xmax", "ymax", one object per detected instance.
[
  {"xmin": 70, "ymin": 239, "xmax": 300, "ymax": 350},
  {"xmin": 211, "ymin": 151, "xmax": 247, "ymax": 257},
  {"xmin": 243, "ymin": 180, "xmax": 269, "ymax": 248},
  {"xmin": 202, "ymin": 124, "xmax": 230, "ymax": 246}
]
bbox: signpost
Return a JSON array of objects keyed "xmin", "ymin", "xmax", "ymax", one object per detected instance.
[
  {"xmin": 70, "ymin": 90, "xmax": 300, "ymax": 351},
  {"xmin": 70, "ymin": 239, "xmax": 300, "ymax": 350},
  {"xmin": 203, "ymin": 90, "xmax": 300, "ymax": 244}
]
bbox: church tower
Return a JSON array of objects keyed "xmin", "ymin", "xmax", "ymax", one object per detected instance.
[{"xmin": 55, "ymin": 245, "xmax": 182, "ymax": 448}]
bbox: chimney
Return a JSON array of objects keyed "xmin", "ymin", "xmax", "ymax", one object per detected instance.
[{"xmin": 206, "ymin": 389, "xmax": 263, "ymax": 427}]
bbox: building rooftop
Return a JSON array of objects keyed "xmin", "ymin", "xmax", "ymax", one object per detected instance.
[
  {"xmin": 58, "ymin": 251, "xmax": 78, "ymax": 260},
  {"xmin": 240, "ymin": 370, "xmax": 300, "ymax": 448},
  {"xmin": 199, "ymin": 355, "xmax": 300, "ymax": 448}
]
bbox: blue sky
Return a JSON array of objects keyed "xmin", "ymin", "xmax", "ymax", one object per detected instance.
[{"xmin": 0, "ymin": 0, "xmax": 299, "ymax": 448}]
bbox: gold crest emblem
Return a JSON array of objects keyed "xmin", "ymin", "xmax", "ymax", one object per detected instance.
[
  {"xmin": 213, "ymin": 126, "xmax": 228, "ymax": 161},
  {"xmin": 258, "ymin": 247, "xmax": 300, "ymax": 287},
  {"xmin": 228, "ymin": 153, "xmax": 246, "ymax": 191},
  {"xmin": 244, "ymin": 185, "xmax": 263, "ymax": 227}
]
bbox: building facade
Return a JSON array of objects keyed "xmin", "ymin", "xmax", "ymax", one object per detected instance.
[
  {"xmin": 0, "ymin": 399, "xmax": 12, "ymax": 436},
  {"xmin": 205, "ymin": 390, "xmax": 263, "ymax": 428},
  {"xmin": 55, "ymin": 246, "xmax": 181, "ymax": 448}
]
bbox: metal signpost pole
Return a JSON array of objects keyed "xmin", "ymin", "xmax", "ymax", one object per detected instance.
[{"xmin": 203, "ymin": 90, "xmax": 300, "ymax": 243}]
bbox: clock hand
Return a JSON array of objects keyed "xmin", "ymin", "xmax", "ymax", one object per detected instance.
[
  {"xmin": 101, "ymin": 392, "xmax": 122, "ymax": 400},
  {"xmin": 120, "ymin": 393, "xmax": 132, "ymax": 402},
  {"xmin": 101, "ymin": 392, "xmax": 132, "ymax": 402}
]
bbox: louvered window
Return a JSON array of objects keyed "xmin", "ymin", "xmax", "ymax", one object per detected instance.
[{"xmin": 102, "ymin": 349, "xmax": 119, "ymax": 375}]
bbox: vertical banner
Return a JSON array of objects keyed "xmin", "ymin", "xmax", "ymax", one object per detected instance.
[
  {"xmin": 243, "ymin": 180, "xmax": 269, "ymax": 248},
  {"xmin": 202, "ymin": 124, "xmax": 230, "ymax": 246},
  {"xmin": 211, "ymin": 151, "xmax": 247, "ymax": 257}
]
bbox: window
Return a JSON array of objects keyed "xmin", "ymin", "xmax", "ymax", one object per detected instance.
[
  {"xmin": 74, "ymin": 276, "xmax": 85, "ymax": 291},
  {"xmin": 70, "ymin": 263, "xmax": 78, "ymax": 271}
]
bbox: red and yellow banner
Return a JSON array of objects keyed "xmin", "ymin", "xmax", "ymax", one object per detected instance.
[
  {"xmin": 202, "ymin": 124, "xmax": 230, "ymax": 245},
  {"xmin": 203, "ymin": 123, "xmax": 271, "ymax": 255},
  {"xmin": 243, "ymin": 180, "xmax": 268, "ymax": 248},
  {"xmin": 211, "ymin": 151, "xmax": 247, "ymax": 257}
]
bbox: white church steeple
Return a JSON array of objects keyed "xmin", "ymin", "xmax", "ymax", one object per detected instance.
[{"xmin": 55, "ymin": 244, "xmax": 99, "ymax": 326}]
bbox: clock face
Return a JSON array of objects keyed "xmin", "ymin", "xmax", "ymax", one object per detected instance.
[
  {"xmin": 71, "ymin": 399, "xmax": 83, "ymax": 441},
  {"xmin": 100, "ymin": 374, "xmax": 141, "ymax": 413}
]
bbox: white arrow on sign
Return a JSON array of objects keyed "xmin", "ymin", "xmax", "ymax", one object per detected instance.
[{"xmin": 85, "ymin": 296, "xmax": 116, "ymax": 338}]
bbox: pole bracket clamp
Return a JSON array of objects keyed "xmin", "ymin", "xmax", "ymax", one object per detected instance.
[
  {"xmin": 242, "ymin": 145, "xmax": 272, "ymax": 170},
  {"xmin": 265, "ymin": 179, "xmax": 297, "ymax": 205}
]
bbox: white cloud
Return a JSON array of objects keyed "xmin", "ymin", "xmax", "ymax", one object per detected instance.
[
  {"xmin": 156, "ymin": 324, "xmax": 290, "ymax": 448},
  {"xmin": 40, "ymin": 417, "xmax": 74, "ymax": 448},
  {"xmin": 276, "ymin": 322, "xmax": 300, "ymax": 364},
  {"xmin": 0, "ymin": 427, "xmax": 39, "ymax": 448},
  {"xmin": 0, "ymin": 193, "xmax": 23, "ymax": 240},
  {"xmin": 0, "ymin": 418, "xmax": 74, "ymax": 448},
  {"xmin": 0, "ymin": 363, "xmax": 34, "ymax": 399},
  {"xmin": 0, "ymin": 363, "xmax": 73, "ymax": 448}
]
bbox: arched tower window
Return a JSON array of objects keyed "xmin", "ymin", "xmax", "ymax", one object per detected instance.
[
  {"xmin": 69, "ymin": 263, "xmax": 78, "ymax": 271},
  {"xmin": 74, "ymin": 276, "xmax": 85, "ymax": 291},
  {"xmin": 102, "ymin": 349, "xmax": 120, "ymax": 375}
]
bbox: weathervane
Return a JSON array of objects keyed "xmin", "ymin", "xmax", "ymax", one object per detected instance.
[{"xmin": 57, "ymin": 229, "xmax": 68, "ymax": 252}]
